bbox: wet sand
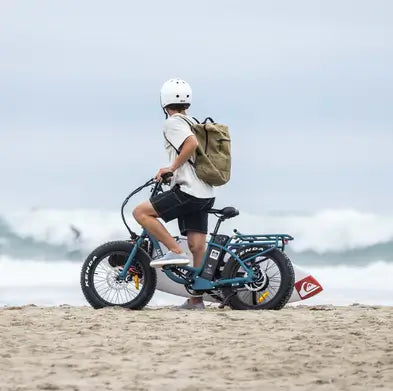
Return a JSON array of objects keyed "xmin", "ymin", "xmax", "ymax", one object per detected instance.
[{"xmin": 1, "ymin": 305, "xmax": 392, "ymax": 390}]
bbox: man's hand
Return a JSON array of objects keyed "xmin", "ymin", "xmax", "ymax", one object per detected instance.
[{"xmin": 155, "ymin": 167, "xmax": 173, "ymax": 181}]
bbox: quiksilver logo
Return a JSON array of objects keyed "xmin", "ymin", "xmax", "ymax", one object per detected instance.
[
  {"xmin": 300, "ymin": 282, "xmax": 319, "ymax": 296},
  {"xmin": 295, "ymin": 276, "xmax": 323, "ymax": 299}
]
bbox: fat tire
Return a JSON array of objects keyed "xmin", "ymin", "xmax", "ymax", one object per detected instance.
[
  {"xmin": 221, "ymin": 247, "xmax": 294, "ymax": 310},
  {"xmin": 80, "ymin": 241, "xmax": 157, "ymax": 309}
]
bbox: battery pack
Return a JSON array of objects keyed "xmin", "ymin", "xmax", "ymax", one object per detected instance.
[{"xmin": 200, "ymin": 235, "xmax": 229, "ymax": 280}]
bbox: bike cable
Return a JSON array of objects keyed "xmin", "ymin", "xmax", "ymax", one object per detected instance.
[
  {"xmin": 121, "ymin": 178, "xmax": 155, "ymax": 239},
  {"xmin": 120, "ymin": 173, "xmax": 173, "ymax": 239}
]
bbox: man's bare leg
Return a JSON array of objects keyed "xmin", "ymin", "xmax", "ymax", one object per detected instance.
[
  {"xmin": 133, "ymin": 201, "xmax": 183, "ymax": 253},
  {"xmin": 187, "ymin": 231, "xmax": 207, "ymax": 304}
]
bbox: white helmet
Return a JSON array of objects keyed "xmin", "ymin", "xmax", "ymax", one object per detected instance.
[{"xmin": 160, "ymin": 78, "xmax": 192, "ymax": 108}]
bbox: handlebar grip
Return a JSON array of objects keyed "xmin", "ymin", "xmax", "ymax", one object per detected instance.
[{"xmin": 161, "ymin": 172, "xmax": 173, "ymax": 184}]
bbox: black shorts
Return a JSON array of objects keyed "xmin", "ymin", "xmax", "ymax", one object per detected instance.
[{"xmin": 151, "ymin": 185, "xmax": 215, "ymax": 236}]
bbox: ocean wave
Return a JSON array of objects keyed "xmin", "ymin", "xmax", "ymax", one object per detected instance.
[
  {"xmin": 1, "ymin": 256, "xmax": 392, "ymax": 306},
  {"xmin": 0, "ymin": 256, "xmax": 183, "ymax": 307},
  {"xmin": 303, "ymin": 261, "xmax": 393, "ymax": 306},
  {"xmin": 1, "ymin": 208, "xmax": 393, "ymax": 265},
  {"xmin": 233, "ymin": 209, "xmax": 393, "ymax": 253}
]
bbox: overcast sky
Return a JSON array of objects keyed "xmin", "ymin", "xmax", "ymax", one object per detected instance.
[{"xmin": 1, "ymin": 0, "xmax": 392, "ymax": 214}]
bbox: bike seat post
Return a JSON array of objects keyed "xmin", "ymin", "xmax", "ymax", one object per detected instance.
[{"xmin": 212, "ymin": 216, "xmax": 224, "ymax": 237}]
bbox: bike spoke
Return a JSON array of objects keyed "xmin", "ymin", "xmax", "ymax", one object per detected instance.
[
  {"xmin": 254, "ymin": 256, "xmax": 268, "ymax": 265},
  {"xmin": 100, "ymin": 285, "xmax": 113, "ymax": 300},
  {"xmin": 268, "ymin": 270, "xmax": 280, "ymax": 278},
  {"xmin": 263, "ymin": 262, "xmax": 277, "ymax": 273},
  {"xmin": 263, "ymin": 259, "xmax": 271, "ymax": 271},
  {"xmin": 109, "ymin": 288, "xmax": 118, "ymax": 304},
  {"xmin": 267, "ymin": 284, "xmax": 278, "ymax": 297},
  {"xmin": 96, "ymin": 261, "xmax": 112, "ymax": 273},
  {"xmin": 119, "ymin": 289, "xmax": 127, "ymax": 303}
]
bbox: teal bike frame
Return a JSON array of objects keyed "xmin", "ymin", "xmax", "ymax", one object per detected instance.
[{"xmin": 118, "ymin": 177, "xmax": 293, "ymax": 291}]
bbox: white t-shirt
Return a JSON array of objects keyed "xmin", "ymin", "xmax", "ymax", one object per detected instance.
[{"xmin": 163, "ymin": 114, "xmax": 214, "ymax": 199}]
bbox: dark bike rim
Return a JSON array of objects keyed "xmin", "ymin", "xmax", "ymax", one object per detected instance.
[{"xmin": 91, "ymin": 251, "xmax": 147, "ymax": 305}]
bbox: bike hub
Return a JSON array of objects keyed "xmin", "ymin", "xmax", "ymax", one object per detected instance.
[{"xmin": 245, "ymin": 266, "xmax": 269, "ymax": 292}]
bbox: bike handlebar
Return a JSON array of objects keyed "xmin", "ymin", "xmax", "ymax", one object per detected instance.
[{"xmin": 161, "ymin": 172, "xmax": 173, "ymax": 184}]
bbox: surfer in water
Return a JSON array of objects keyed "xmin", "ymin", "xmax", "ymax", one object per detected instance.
[
  {"xmin": 133, "ymin": 79, "xmax": 215, "ymax": 309},
  {"xmin": 70, "ymin": 225, "xmax": 81, "ymax": 242}
]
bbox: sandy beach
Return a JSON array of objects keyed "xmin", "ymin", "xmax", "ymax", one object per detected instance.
[{"xmin": 1, "ymin": 305, "xmax": 392, "ymax": 391}]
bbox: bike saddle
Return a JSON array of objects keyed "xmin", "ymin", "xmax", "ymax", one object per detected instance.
[{"xmin": 208, "ymin": 207, "xmax": 239, "ymax": 219}]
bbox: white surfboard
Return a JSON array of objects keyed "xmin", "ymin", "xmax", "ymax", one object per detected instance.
[{"xmin": 156, "ymin": 237, "xmax": 323, "ymax": 303}]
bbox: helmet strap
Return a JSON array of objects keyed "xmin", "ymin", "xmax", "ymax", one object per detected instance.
[{"xmin": 162, "ymin": 107, "xmax": 168, "ymax": 119}]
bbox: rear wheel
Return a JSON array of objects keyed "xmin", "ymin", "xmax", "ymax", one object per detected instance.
[
  {"xmin": 221, "ymin": 247, "xmax": 294, "ymax": 310},
  {"xmin": 80, "ymin": 241, "xmax": 156, "ymax": 309}
]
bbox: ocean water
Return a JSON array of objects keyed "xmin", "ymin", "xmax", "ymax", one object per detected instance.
[{"xmin": 1, "ymin": 208, "xmax": 392, "ymax": 307}]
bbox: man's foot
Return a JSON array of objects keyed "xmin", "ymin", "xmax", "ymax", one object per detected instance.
[
  {"xmin": 175, "ymin": 299, "xmax": 205, "ymax": 310},
  {"xmin": 150, "ymin": 251, "xmax": 190, "ymax": 268}
]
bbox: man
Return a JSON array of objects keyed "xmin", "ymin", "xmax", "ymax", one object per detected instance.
[{"xmin": 133, "ymin": 78, "xmax": 215, "ymax": 309}]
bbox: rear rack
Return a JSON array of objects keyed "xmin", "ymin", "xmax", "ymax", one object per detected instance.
[{"xmin": 232, "ymin": 230, "xmax": 294, "ymax": 251}]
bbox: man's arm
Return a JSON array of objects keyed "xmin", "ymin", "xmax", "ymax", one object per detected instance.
[
  {"xmin": 156, "ymin": 135, "xmax": 198, "ymax": 180},
  {"xmin": 170, "ymin": 135, "xmax": 198, "ymax": 171}
]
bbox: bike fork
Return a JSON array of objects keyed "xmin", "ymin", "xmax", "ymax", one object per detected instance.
[{"xmin": 118, "ymin": 235, "xmax": 145, "ymax": 280}]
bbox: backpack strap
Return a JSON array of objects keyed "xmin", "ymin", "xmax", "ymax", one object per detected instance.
[
  {"xmin": 175, "ymin": 114, "xmax": 196, "ymax": 128},
  {"xmin": 163, "ymin": 117, "xmax": 195, "ymax": 167}
]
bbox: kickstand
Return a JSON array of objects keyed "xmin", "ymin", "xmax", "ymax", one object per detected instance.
[{"xmin": 218, "ymin": 291, "xmax": 237, "ymax": 309}]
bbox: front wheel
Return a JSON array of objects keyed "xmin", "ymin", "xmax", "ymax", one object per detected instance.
[
  {"xmin": 221, "ymin": 247, "xmax": 295, "ymax": 310},
  {"xmin": 80, "ymin": 241, "xmax": 157, "ymax": 309}
]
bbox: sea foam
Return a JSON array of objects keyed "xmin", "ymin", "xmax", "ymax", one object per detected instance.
[{"xmin": 1, "ymin": 208, "xmax": 393, "ymax": 262}]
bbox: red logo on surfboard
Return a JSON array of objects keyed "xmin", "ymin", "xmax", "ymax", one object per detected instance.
[{"xmin": 295, "ymin": 276, "xmax": 323, "ymax": 299}]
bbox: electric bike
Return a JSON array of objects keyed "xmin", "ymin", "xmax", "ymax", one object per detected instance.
[{"xmin": 80, "ymin": 174, "xmax": 295, "ymax": 310}]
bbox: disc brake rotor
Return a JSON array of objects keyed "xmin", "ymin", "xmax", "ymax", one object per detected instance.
[
  {"xmin": 105, "ymin": 264, "xmax": 143, "ymax": 290},
  {"xmin": 106, "ymin": 268, "xmax": 128, "ymax": 290}
]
